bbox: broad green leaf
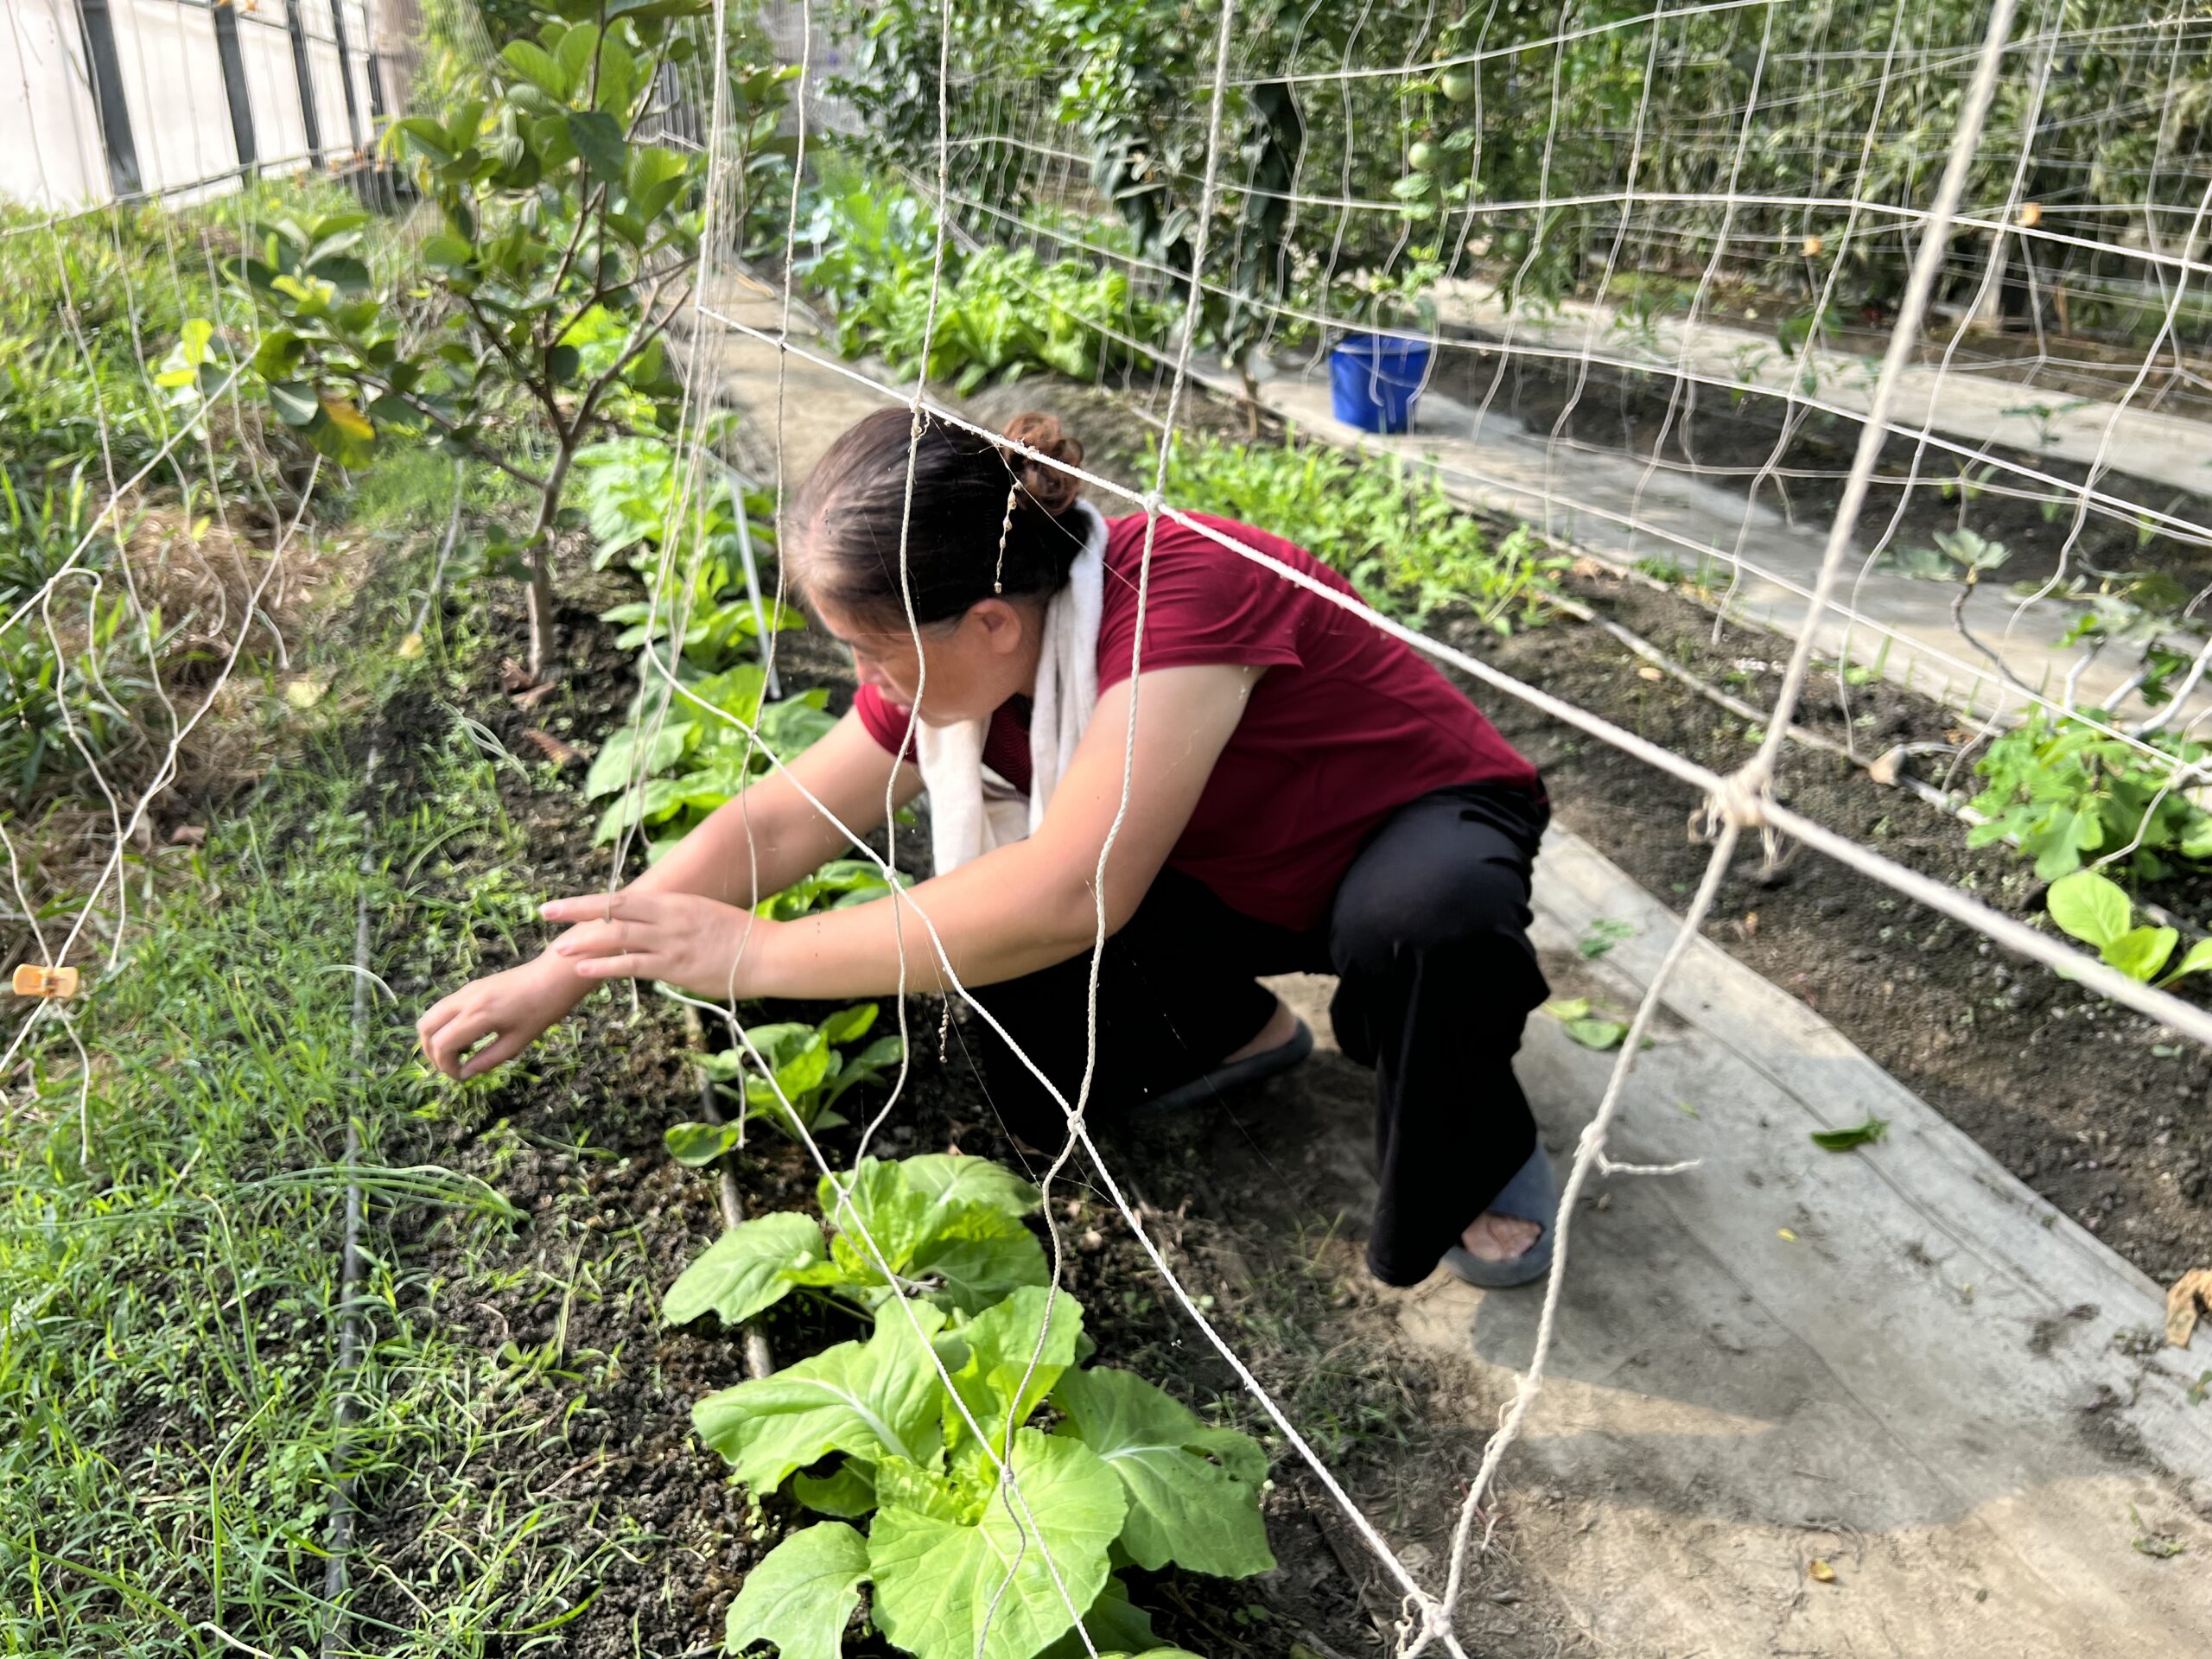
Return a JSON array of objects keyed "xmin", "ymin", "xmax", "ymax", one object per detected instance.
[
  {"xmin": 395, "ymin": 115, "xmax": 454, "ymax": 162},
  {"xmin": 868, "ymin": 1428, "xmax": 1125, "ymax": 1659},
  {"xmin": 1808, "ymin": 1115, "xmax": 1889, "ymax": 1152},
  {"xmin": 1036, "ymin": 1577, "xmax": 1158, "ymax": 1659},
  {"xmin": 792, "ymin": 1461, "xmax": 878, "ymax": 1518},
  {"xmin": 911, "ymin": 1209, "xmax": 1050, "ymax": 1314},
  {"xmin": 269, "ymin": 380, "xmax": 319, "ymax": 427},
  {"xmin": 420, "ymin": 232, "xmax": 474, "ymax": 269},
  {"xmin": 500, "ymin": 39, "xmax": 569, "ymax": 99},
  {"xmin": 2159, "ymin": 937, "xmax": 2212, "ymax": 986},
  {"xmin": 664, "ymin": 1119, "xmax": 741, "ymax": 1168},
  {"xmin": 568, "ymin": 111, "xmax": 626, "ymax": 182},
  {"xmin": 816, "ymin": 1158, "xmax": 929, "ymax": 1255},
  {"xmin": 663, "ymin": 1212, "xmax": 823, "ymax": 1327},
  {"xmin": 553, "ymin": 20, "xmax": 601, "ymax": 85},
  {"xmin": 809, "ymin": 1159, "xmax": 1048, "ymax": 1312},
  {"xmin": 2046, "ymin": 869, "xmax": 2131, "ymax": 950},
  {"xmin": 694, "ymin": 1302, "xmax": 947, "ymax": 1491},
  {"xmin": 2104, "ymin": 924, "xmax": 2177, "ymax": 982},
  {"xmin": 1049, "ymin": 1366, "xmax": 1273, "ymax": 1577},
  {"xmin": 898, "ymin": 1154, "xmax": 1041, "ymax": 1220},
  {"xmin": 1562, "ymin": 1017, "xmax": 1629, "ymax": 1051},
  {"xmin": 819, "ymin": 1003, "xmax": 878, "ymax": 1046},
  {"xmin": 945, "ymin": 1286, "xmax": 1084, "ymax": 1457},
  {"xmin": 591, "ymin": 35, "xmax": 640, "ymax": 115},
  {"xmin": 768, "ymin": 1035, "xmax": 833, "ymax": 1105},
  {"xmin": 723, "ymin": 1523, "xmax": 868, "ymax": 1659}
]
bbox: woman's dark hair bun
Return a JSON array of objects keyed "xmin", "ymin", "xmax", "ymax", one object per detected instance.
[
  {"xmin": 1000, "ymin": 411, "xmax": 1084, "ymax": 516},
  {"xmin": 790, "ymin": 406, "xmax": 1093, "ymax": 627}
]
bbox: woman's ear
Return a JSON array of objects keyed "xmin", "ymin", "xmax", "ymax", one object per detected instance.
[{"xmin": 965, "ymin": 595, "xmax": 1033, "ymax": 658}]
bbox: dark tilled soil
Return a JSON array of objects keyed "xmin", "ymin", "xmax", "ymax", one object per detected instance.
[
  {"xmin": 351, "ymin": 552, "xmax": 1554, "ymax": 1656},
  {"xmin": 1462, "ymin": 565, "xmax": 2212, "ymax": 1284},
  {"xmin": 1430, "ymin": 326, "xmax": 2212, "ymax": 594}
]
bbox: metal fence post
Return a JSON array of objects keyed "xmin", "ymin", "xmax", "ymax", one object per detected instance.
[
  {"xmin": 73, "ymin": 0, "xmax": 142, "ymax": 197},
  {"xmin": 285, "ymin": 0, "xmax": 325, "ymax": 165},
  {"xmin": 212, "ymin": 0, "xmax": 259, "ymax": 168},
  {"xmin": 327, "ymin": 0, "xmax": 363, "ymax": 153}
]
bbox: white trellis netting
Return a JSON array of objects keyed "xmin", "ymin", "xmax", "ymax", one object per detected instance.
[
  {"xmin": 4, "ymin": 0, "xmax": 2212, "ymax": 1651},
  {"xmin": 613, "ymin": 0, "xmax": 2212, "ymax": 1652}
]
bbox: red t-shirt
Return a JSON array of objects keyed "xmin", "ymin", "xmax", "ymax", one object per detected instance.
[{"xmin": 854, "ymin": 511, "xmax": 1539, "ymax": 931}]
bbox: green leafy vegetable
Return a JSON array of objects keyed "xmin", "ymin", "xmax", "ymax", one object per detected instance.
[
  {"xmin": 689, "ymin": 1006, "xmax": 906, "ymax": 1138},
  {"xmin": 1968, "ymin": 716, "xmax": 2212, "ymax": 882},
  {"xmin": 1049, "ymin": 1366, "xmax": 1274, "ymax": 1577},
  {"xmin": 694, "ymin": 1302, "xmax": 950, "ymax": 1492},
  {"xmin": 868, "ymin": 1429, "xmax": 1127, "ymax": 1659},
  {"xmin": 722, "ymin": 1522, "xmax": 870, "ymax": 1659},
  {"xmin": 2046, "ymin": 870, "xmax": 2212, "ymax": 988},
  {"xmin": 1808, "ymin": 1115, "xmax": 1889, "ymax": 1152},
  {"xmin": 662, "ymin": 1211, "xmax": 824, "ymax": 1328},
  {"xmin": 1577, "ymin": 918, "xmax": 1636, "ymax": 960},
  {"xmin": 1543, "ymin": 998, "xmax": 1630, "ymax": 1051}
]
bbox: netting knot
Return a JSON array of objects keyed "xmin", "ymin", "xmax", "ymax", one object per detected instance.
[
  {"xmin": 1705, "ymin": 767, "xmax": 1770, "ymax": 834},
  {"xmin": 1393, "ymin": 1592, "xmax": 1455, "ymax": 1659}
]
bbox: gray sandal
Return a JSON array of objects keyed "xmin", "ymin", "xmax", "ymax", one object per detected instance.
[
  {"xmin": 1442, "ymin": 1139, "xmax": 1558, "ymax": 1288},
  {"xmin": 1134, "ymin": 1015, "xmax": 1315, "ymax": 1116}
]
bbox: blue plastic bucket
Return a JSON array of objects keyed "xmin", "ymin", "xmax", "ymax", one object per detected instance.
[{"xmin": 1329, "ymin": 334, "xmax": 1432, "ymax": 433}]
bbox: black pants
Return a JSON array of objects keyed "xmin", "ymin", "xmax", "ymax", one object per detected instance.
[{"xmin": 967, "ymin": 781, "xmax": 1551, "ymax": 1285}]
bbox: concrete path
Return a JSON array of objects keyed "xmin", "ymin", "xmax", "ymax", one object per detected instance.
[{"xmin": 1271, "ymin": 826, "xmax": 2212, "ymax": 1658}]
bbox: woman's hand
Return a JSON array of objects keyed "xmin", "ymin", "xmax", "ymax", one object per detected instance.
[
  {"xmin": 538, "ymin": 888, "xmax": 775, "ymax": 1001},
  {"xmin": 416, "ymin": 953, "xmax": 588, "ymax": 1081}
]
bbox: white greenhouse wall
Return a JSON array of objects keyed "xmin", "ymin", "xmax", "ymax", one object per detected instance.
[
  {"xmin": 0, "ymin": 0, "xmax": 404, "ymax": 212},
  {"xmin": 340, "ymin": 0, "xmax": 371, "ymax": 126},
  {"xmin": 0, "ymin": 0, "xmax": 107, "ymax": 209},
  {"xmin": 237, "ymin": 6, "xmax": 311, "ymax": 172},
  {"xmin": 106, "ymin": 0, "xmax": 238, "ymax": 202}
]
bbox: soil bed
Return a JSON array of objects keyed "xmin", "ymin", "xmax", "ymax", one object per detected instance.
[
  {"xmin": 1465, "ymin": 565, "xmax": 2212, "ymax": 1284},
  {"xmin": 359, "ymin": 553, "xmax": 1570, "ymax": 1655},
  {"xmin": 1428, "ymin": 322, "xmax": 2212, "ymax": 594}
]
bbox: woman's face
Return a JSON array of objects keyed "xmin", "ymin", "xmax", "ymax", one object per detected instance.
[{"xmin": 811, "ymin": 591, "xmax": 1039, "ymax": 726}]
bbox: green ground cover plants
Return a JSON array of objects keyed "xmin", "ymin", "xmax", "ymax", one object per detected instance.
[
  {"xmin": 1150, "ymin": 431, "xmax": 1565, "ymax": 630},
  {"xmin": 0, "ymin": 653, "xmax": 543, "ymax": 1655},
  {"xmin": 798, "ymin": 162, "xmax": 1176, "ymax": 394},
  {"xmin": 1968, "ymin": 715, "xmax": 2212, "ymax": 883}
]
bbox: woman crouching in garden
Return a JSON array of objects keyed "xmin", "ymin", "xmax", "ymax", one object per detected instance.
[{"xmin": 417, "ymin": 410, "xmax": 1559, "ymax": 1287}]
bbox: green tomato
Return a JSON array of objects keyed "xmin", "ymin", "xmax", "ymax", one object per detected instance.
[
  {"xmin": 1440, "ymin": 67, "xmax": 1477, "ymax": 104},
  {"xmin": 1408, "ymin": 140, "xmax": 1440, "ymax": 172}
]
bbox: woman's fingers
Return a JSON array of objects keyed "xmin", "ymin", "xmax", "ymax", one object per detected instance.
[
  {"xmin": 425, "ymin": 1004, "xmax": 494, "ymax": 1078},
  {"xmin": 458, "ymin": 1027, "xmax": 535, "ymax": 1080},
  {"xmin": 541, "ymin": 889, "xmax": 662, "ymax": 926},
  {"xmin": 550, "ymin": 917, "xmax": 645, "ymax": 960},
  {"xmin": 570, "ymin": 951, "xmax": 655, "ymax": 981}
]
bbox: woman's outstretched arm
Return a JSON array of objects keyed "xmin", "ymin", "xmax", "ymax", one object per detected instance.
[
  {"xmin": 543, "ymin": 664, "xmax": 1259, "ymax": 1001},
  {"xmin": 416, "ymin": 709, "xmax": 918, "ymax": 1078}
]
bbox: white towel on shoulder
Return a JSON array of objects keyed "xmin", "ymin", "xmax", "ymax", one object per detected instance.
[{"xmin": 914, "ymin": 499, "xmax": 1108, "ymax": 876}]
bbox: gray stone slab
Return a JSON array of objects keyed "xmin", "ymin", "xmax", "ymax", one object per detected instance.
[{"xmin": 1351, "ymin": 828, "xmax": 2212, "ymax": 1656}]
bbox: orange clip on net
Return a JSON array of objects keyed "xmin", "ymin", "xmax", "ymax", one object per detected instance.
[{"xmin": 11, "ymin": 963, "xmax": 80, "ymax": 1000}]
